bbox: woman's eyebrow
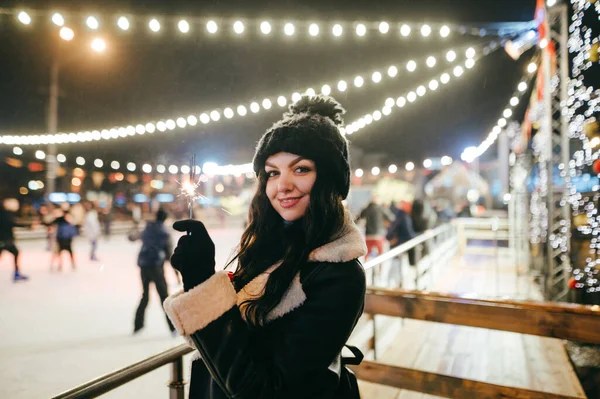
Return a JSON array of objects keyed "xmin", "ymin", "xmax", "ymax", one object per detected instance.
[{"xmin": 289, "ymin": 156, "xmax": 307, "ymax": 167}]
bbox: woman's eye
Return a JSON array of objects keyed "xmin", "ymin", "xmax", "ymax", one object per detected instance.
[
  {"xmin": 295, "ymin": 166, "xmax": 311, "ymax": 173},
  {"xmin": 266, "ymin": 170, "xmax": 278, "ymax": 177}
]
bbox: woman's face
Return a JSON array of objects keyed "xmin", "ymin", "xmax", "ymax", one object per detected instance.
[{"xmin": 264, "ymin": 152, "xmax": 317, "ymax": 222}]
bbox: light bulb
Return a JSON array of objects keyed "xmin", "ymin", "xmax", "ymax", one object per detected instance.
[
  {"xmin": 421, "ymin": 24, "xmax": 431, "ymax": 36},
  {"xmin": 440, "ymin": 25, "xmax": 450, "ymax": 37},
  {"xmin": 321, "ymin": 84, "xmax": 331, "ymax": 95},
  {"xmin": 149, "ymin": 18, "xmax": 160, "ymax": 32},
  {"xmin": 396, "ymin": 96, "xmax": 406, "ymax": 107},
  {"xmin": 237, "ymin": 105, "xmax": 247, "ymax": 116},
  {"xmin": 379, "ymin": 22, "xmax": 389, "ymax": 34},
  {"xmin": 372, "ymin": 71, "xmax": 382, "ymax": 83},
  {"xmin": 206, "ymin": 20, "xmax": 218, "ymax": 34},
  {"xmin": 426, "ymin": 56, "xmax": 436, "ymax": 67},
  {"xmin": 210, "ymin": 110, "xmax": 221, "ymax": 121},
  {"xmin": 277, "ymin": 96, "xmax": 287, "ymax": 107},
  {"xmin": 446, "ymin": 50, "xmax": 457, "ymax": 62},
  {"xmin": 233, "ymin": 20, "xmax": 244, "ymax": 34},
  {"xmin": 355, "ymin": 168, "xmax": 364, "ymax": 177},
  {"xmin": 52, "ymin": 13, "xmax": 64, "ymax": 26},
  {"xmin": 405, "ymin": 162, "xmax": 415, "ymax": 171},
  {"xmin": 356, "ymin": 23, "xmax": 366, "ymax": 36},
  {"xmin": 262, "ymin": 98, "xmax": 272, "ymax": 109},
  {"xmin": 337, "ymin": 80, "xmax": 347, "ymax": 92},
  {"xmin": 250, "ymin": 102, "xmax": 260, "ymax": 113},
  {"xmin": 86, "ymin": 16, "xmax": 99, "ymax": 30},
  {"xmin": 309, "ymin": 23, "xmax": 319, "ymax": 36},
  {"xmin": 260, "ymin": 21, "xmax": 271, "ymax": 34},
  {"xmin": 400, "ymin": 24, "xmax": 411, "ymax": 36},
  {"xmin": 224, "ymin": 108, "xmax": 234, "ymax": 118},
  {"xmin": 387, "ymin": 65, "xmax": 398, "ymax": 77},
  {"xmin": 117, "ymin": 16, "xmax": 129, "ymax": 30},
  {"xmin": 332, "ymin": 24, "xmax": 343, "ymax": 37},
  {"xmin": 284, "ymin": 23, "xmax": 295, "ymax": 36},
  {"xmin": 354, "ymin": 76, "xmax": 364, "ymax": 87},
  {"xmin": 178, "ymin": 20, "xmax": 190, "ymax": 33}
]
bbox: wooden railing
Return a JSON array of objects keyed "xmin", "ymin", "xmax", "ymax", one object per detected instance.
[
  {"xmin": 52, "ymin": 222, "xmax": 600, "ymax": 398},
  {"xmin": 350, "ymin": 288, "xmax": 600, "ymax": 399}
]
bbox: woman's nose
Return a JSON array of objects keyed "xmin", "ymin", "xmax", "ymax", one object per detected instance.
[{"xmin": 277, "ymin": 172, "xmax": 294, "ymax": 192}]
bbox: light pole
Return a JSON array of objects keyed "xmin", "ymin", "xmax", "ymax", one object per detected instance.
[{"xmin": 45, "ymin": 28, "xmax": 106, "ymax": 197}]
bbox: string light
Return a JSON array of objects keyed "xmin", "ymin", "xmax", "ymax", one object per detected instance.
[
  {"xmin": 18, "ymin": 11, "xmax": 31, "ymax": 25},
  {"xmin": 400, "ymin": 24, "xmax": 411, "ymax": 36},
  {"xmin": 86, "ymin": 16, "xmax": 99, "ymax": 30},
  {"xmin": 52, "ymin": 13, "xmax": 64, "ymax": 26},
  {"xmin": 420, "ymin": 24, "xmax": 431, "ymax": 37},
  {"xmin": 379, "ymin": 22, "xmax": 389, "ymax": 34},
  {"xmin": 309, "ymin": 23, "xmax": 319, "ymax": 36},
  {"xmin": 149, "ymin": 18, "xmax": 160, "ymax": 32},
  {"xmin": 206, "ymin": 20, "xmax": 218, "ymax": 34},
  {"xmin": 284, "ymin": 23, "xmax": 295, "ymax": 36},
  {"xmin": 405, "ymin": 162, "xmax": 415, "ymax": 171},
  {"xmin": 356, "ymin": 23, "xmax": 367, "ymax": 36},
  {"xmin": 260, "ymin": 21, "xmax": 271, "ymax": 34},
  {"xmin": 388, "ymin": 164, "xmax": 398, "ymax": 173},
  {"xmin": 426, "ymin": 56, "xmax": 436, "ymax": 67},
  {"xmin": 332, "ymin": 24, "xmax": 343, "ymax": 37},
  {"xmin": 440, "ymin": 25, "xmax": 450, "ymax": 37},
  {"xmin": 343, "ymin": 44, "xmax": 499, "ymax": 138},
  {"xmin": 446, "ymin": 50, "xmax": 457, "ymax": 62},
  {"xmin": 117, "ymin": 16, "xmax": 129, "ymax": 30},
  {"xmin": 461, "ymin": 60, "xmax": 537, "ymax": 163},
  {"xmin": 178, "ymin": 20, "xmax": 190, "ymax": 33},
  {"xmin": 0, "ymin": 44, "xmax": 472, "ymax": 145},
  {"xmin": 60, "ymin": 27, "xmax": 75, "ymax": 41},
  {"xmin": 233, "ymin": 20, "xmax": 244, "ymax": 34},
  {"xmin": 355, "ymin": 168, "xmax": 364, "ymax": 177}
]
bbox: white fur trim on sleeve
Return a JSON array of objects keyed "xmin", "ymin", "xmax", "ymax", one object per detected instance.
[{"xmin": 163, "ymin": 271, "xmax": 237, "ymax": 336}]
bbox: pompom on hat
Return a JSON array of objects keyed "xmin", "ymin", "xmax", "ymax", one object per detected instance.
[{"xmin": 252, "ymin": 95, "xmax": 351, "ymax": 199}]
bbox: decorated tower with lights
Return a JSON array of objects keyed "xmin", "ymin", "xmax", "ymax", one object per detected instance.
[{"xmin": 566, "ymin": 0, "xmax": 600, "ymax": 302}]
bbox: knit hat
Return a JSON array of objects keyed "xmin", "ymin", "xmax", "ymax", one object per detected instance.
[{"xmin": 252, "ymin": 95, "xmax": 351, "ymax": 199}]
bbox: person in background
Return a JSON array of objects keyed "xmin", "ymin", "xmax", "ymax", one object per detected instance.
[
  {"xmin": 84, "ymin": 203, "xmax": 101, "ymax": 262},
  {"xmin": 0, "ymin": 200, "xmax": 29, "ymax": 282},
  {"xmin": 101, "ymin": 207, "xmax": 113, "ymax": 240},
  {"xmin": 410, "ymin": 199, "xmax": 429, "ymax": 235},
  {"xmin": 387, "ymin": 200, "xmax": 417, "ymax": 249},
  {"xmin": 51, "ymin": 210, "xmax": 78, "ymax": 271},
  {"xmin": 132, "ymin": 209, "xmax": 175, "ymax": 335},
  {"xmin": 356, "ymin": 195, "xmax": 394, "ymax": 260},
  {"xmin": 132, "ymin": 203, "xmax": 142, "ymax": 229}
]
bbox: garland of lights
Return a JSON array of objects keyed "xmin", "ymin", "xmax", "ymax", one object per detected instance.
[
  {"xmin": 4, "ymin": 41, "xmax": 501, "ymax": 180},
  {"xmin": 4, "ymin": 8, "xmax": 534, "ymax": 40},
  {"xmin": 460, "ymin": 56, "xmax": 540, "ymax": 163},
  {"xmin": 0, "ymin": 43, "xmax": 479, "ymax": 145},
  {"xmin": 342, "ymin": 45, "xmax": 486, "ymax": 136},
  {"xmin": 567, "ymin": 0, "xmax": 600, "ymax": 294}
]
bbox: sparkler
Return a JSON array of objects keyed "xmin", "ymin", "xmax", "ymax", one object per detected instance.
[{"xmin": 179, "ymin": 155, "xmax": 201, "ymax": 221}]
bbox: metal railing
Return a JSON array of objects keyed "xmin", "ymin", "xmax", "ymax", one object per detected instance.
[
  {"xmin": 51, "ymin": 223, "xmax": 459, "ymax": 398},
  {"xmin": 360, "ymin": 223, "xmax": 457, "ymax": 360},
  {"xmin": 52, "ymin": 344, "xmax": 193, "ymax": 399}
]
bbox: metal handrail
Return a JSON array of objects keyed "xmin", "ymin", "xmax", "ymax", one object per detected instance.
[
  {"xmin": 52, "ymin": 343, "xmax": 194, "ymax": 399},
  {"xmin": 363, "ymin": 223, "xmax": 454, "ymax": 271}
]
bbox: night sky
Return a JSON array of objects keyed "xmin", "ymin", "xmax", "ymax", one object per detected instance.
[{"xmin": 0, "ymin": 0, "xmax": 537, "ymax": 169}]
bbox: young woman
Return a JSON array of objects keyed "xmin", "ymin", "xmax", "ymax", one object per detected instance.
[{"xmin": 164, "ymin": 95, "xmax": 368, "ymax": 398}]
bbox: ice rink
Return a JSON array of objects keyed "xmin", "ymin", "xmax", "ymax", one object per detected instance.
[{"xmin": 0, "ymin": 222, "xmax": 243, "ymax": 398}]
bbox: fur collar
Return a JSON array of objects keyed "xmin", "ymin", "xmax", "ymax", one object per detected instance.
[{"xmin": 237, "ymin": 220, "xmax": 366, "ymax": 323}]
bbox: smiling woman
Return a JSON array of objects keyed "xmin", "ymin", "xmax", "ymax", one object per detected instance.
[
  {"xmin": 264, "ymin": 153, "xmax": 317, "ymax": 221},
  {"xmin": 164, "ymin": 94, "xmax": 368, "ymax": 398}
]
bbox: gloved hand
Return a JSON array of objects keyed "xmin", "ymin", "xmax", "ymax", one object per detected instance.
[{"xmin": 171, "ymin": 220, "xmax": 216, "ymax": 291}]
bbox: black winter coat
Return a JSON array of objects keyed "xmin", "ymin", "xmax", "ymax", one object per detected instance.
[{"xmin": 164, "ymin": 222, "xmax": 368, "ymax": 399}]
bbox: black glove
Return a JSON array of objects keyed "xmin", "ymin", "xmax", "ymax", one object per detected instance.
[{"xmin": 171, "ymin": 220, "xmax": 216, "ymax": 291}]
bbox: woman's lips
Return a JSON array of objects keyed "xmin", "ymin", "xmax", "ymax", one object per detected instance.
[{"xmin": 279, "ymin": 197, "xmax": 301, "ymax": 208}]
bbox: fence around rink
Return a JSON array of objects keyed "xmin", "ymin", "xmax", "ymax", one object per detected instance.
[{"xmin": 51, "ymin": 221, "xmax": 600, "ymax": 399}]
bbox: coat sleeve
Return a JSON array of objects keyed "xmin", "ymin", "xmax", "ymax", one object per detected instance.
[{"xmin": 163, "ymin": 261, "xmax": 366, "ymax": 398}]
